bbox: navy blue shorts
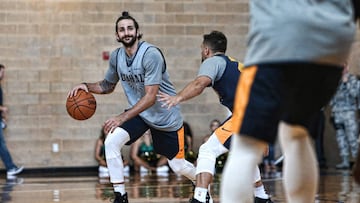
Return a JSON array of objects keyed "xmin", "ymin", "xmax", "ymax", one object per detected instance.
[
  {"xmin": 120, "ymin": 115, "xmax": 185, "ymax": 160},
  {"xmin": 232, "ymin": 63, "xmax": 342, "ymax": 144}
]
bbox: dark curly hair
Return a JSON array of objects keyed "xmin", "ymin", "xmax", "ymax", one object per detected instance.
[
  {"xmin": 203, "ymin": 31, "xmax": 227, "ymax": 53},
  {"xmin": 115, "ymin": 11, "xmax": 143, "ymax": 40}
]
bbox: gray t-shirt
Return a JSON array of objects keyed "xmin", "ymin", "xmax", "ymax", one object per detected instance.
[
  {"xmin": 197, "ymin": 56, "xmax": 226, "ymax": 86},
  {"xmin": 245, "ymin": 0, "xmax": 356, "ymax": 66},
  {"xmin": 105, "ymin": 42, "xmax": 183, "ymax": 131}
]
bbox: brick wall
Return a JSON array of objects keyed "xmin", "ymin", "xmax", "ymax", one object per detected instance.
[{"xmin": 0, "ymin": 0, "xmax": 358, "ymax": 168}]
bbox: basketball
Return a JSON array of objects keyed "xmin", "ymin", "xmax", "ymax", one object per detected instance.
[{"xmin": 66, "ymin": 89, "xmax": 96, "ymax": 120}]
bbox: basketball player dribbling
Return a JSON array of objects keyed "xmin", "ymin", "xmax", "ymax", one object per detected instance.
[{"xmin": 68, "ymin": 11, "xmax": 196, "ymax": 203}]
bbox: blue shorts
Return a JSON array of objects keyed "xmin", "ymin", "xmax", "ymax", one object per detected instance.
[
  {"xmin": 120, "ymin": 115, "xmax": 185, "ymax": 160},
  {"xmin": 232, "ymin": 63, "xmax": 342, "ymax": 144}
]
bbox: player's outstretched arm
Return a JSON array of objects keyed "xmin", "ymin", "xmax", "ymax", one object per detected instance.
[
  {"xmin": 158, "ymin": 76, "xmax": 211, "ymax": 109},
  {"xmin": 157, "ymin": 92, "xmax": 181, "ymax": 109}
]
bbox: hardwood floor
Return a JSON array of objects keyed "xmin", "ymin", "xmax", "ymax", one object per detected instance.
[{"xmin": 0, "ymin": 168, "xmax": 358, "ymax": 203}]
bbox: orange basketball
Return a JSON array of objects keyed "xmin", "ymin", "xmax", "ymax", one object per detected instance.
[{"xmin": 66, "ymin": 89, "xmax": 96, "ymax": 120}]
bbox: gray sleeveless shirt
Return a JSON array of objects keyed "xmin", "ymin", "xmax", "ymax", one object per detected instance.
[{"xmin": 105, "ymin": 41, "xmax": 183, "ymax": 131}]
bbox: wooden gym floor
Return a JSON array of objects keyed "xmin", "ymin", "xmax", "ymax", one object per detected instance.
[{"xmin": 0, "ymin": 168, "xmax": 359, "ymax": 203}]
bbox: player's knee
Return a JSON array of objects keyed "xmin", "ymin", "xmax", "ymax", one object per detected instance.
[
  {"xmin": 168, "ymin": 158, "xmax": 189, "ymax": 173},
  {"xmin": 198, "ymin": 142, "xmax": 218, "ymax": 161},
  {"xmin": 168, "ymin": 158, "xmax": 183, "ymax": 173},
  {"xmin": 104, "ymin": 127, "xmax": 129, "ymax": 158},
  {"xmin": 168, "ymin": 158, "xmax": 196, "ymax": 181},
  {"xmin": 196, "ymin": 143, "xmax": 219, "ymax": 175}
]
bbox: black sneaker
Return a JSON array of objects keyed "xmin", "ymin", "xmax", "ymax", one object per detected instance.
[
  {"xmin": 206, "ymin": 192, "xmax": 212, "ymax": 203},
  {"xmin": 189, "ymin": 192, "xmax": 212, "ymax": 203},
  {"xmin": 113, "ymin": 192, "xmax": 128, "ymax": 203},
  {"xmin": 190, "ymin": 198, "xmax": 202, "ymax": 203},
  {"xmin": 254, "ymin": 197, "xmax": 274, "ymax": 203},
  {"xmin": 190, "ymin": 182, "xmax": 213, "ymax": 203}
]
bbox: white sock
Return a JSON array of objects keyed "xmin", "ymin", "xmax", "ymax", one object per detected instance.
[
  {"xmin": 113, "ymin": 184, "xmax": 126, "ymax": 195},
  {"xmin": 194, "ymin": 187, "xmax": 208, "ymax": 202},
  {"xmin": 254, "ymin": 185, "xmax": 269, "ymax": 199}
]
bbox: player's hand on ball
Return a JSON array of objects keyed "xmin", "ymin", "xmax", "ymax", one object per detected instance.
[
  {"xmin": 66, "ymin": 89, "xmax": 96, "ymax": 120},
  {"xmin": 67, "ymin": 83, "xmax": 89, "ymax": 98}
]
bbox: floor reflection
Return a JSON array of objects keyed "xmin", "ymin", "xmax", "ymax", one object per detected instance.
[
  {"xmin": 0, "ymin": 176, "xmax": 23, "ymax": 202},
  {"xmin": 0, "ymin": 168, "xmax": 358, "ymax": 203}
]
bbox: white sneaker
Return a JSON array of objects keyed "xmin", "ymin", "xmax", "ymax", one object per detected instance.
[
  {"xmin": 98, "ymin": 172, "xmax": 110, "ymax": 178},
  {"xmin": 123, "ymin": 165, "xmax": 130, "ymax": 173},
  {"xmin": 156, "ymin": 165, "xmax": 169, "ymax": 173},
  {"xmin": 140, "ymin": 166, "xmax": 148, "ymax": 173},
  {"xmin": 7, "ymin": 166, "xmax": 24, "ymax": 176},
  {"xmin": 98, "ymin": 166, "xmax": 109, "ymax": 173}
]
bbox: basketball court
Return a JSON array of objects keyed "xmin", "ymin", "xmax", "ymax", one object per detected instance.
[{"xmin": 0, "ymin": 168, "xmax": 359, "ymax": 203}]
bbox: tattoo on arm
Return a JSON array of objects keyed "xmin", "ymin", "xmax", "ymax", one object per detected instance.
[{"xmin": 99, "ymin": 79, "xmax": 116, "ymax": 94}]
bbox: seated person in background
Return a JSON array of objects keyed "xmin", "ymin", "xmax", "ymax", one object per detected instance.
[
  {"xmin": 95, "ymin": 127, "xmax": 129, "ymax": 178},
  {"xmin": 130, "ymin": 130, "xmax": 169, "ymax": 173},
  {"xmin": 203, "ymin": 119, "xmax": 221, "ymax": 143}
]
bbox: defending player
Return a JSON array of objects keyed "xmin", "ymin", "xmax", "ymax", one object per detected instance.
[{"xmin": 158, "ymin": 31, "xmax": 273, "ymax": 203}]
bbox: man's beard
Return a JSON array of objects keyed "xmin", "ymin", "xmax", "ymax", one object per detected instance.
[{"xmin": 120, "ymin": 35, "xmax": 137, "ymax": 47}]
